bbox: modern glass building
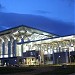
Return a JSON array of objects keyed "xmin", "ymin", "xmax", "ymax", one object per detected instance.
[{"xmin": 0, "ymin": 25, "xmax": 75, "ymax": 66}]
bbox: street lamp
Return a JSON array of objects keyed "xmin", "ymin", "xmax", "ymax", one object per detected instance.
[
  {"xmin": 57, "ymin": 56, "xmax": 60, "ymax": 64},
  {"xmin": 59, "ymin": 56, "xmax": 60, "ymax": 58},
  {"xmin": 39, "ymin": 55, "xmax": 41, "ymax": 65}
]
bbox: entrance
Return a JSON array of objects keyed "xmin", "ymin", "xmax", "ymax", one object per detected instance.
[
  {"xmin": 25, "ymin": 57, "xmax": 38, "ymax": 65},
  {"xmin": 70, "ymin": 55, "xmax": 75, "ymax": 63}
]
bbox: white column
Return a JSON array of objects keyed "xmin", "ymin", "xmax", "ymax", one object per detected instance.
[
  {"xmin": 0, "ymin": 42, "xmax": 2, "ymax": 58},
  {"xmin": 0, "ymin": 37, "xmax": 5, "ymax": 58}
]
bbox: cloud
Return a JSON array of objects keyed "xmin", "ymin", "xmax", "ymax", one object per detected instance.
[
  {"xmin": 61, "ymin": 0, "xmax": 75, "ymax": 6},
  {"xmin": 0, "ymin": 3, "xmax": 5, "ymax": 11},
  {"xmin": 35, "ymin": 10, "xmax": 51, "ymax": 14},
  {"xmin": 0, "ymin": 3, "xmax": 2, "ymax": 9},
  {"xmin": 0, "ymin": 26, "xmax": 9, "ymax": 29},
  {"xmin": 61, "ymin": 0, "xmax": 74, "ymax": 3},
  {"xmin": 0, "ymin": 12, "xmax": 74, "ymax": 36},
  {"xmin": 68, "ymin": 0, "xmax": 74, "ymax": 2},
  {"xmin": 0, "ymin": 4, "xmax": 2, "ymax": 11}
]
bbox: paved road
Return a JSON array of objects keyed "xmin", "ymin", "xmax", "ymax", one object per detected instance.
[{"xmin": 69, "ymin": 73, "xmax": 75, "ymax": 75}]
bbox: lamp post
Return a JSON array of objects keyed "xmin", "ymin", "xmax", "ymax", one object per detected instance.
[
  {"xmin": 69, "ymin": 55, "xmax": 71, "ymax": 63},
  {"xmin": 57, "ymin": 56, "xmax": 60, "ymax": 64},
  {"xmin": 39, "ymin": 55, "xmax": 41, "ymax": 65}
]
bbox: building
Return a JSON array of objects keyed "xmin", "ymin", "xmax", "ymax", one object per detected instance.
[{"xmin": 0, "ymin": 25, "xmax": 75, "ymax": 66}]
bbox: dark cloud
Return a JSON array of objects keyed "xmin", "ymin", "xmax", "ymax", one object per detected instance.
[
  {"xmin": 0, "ymin": 3, "xmax": 5, "ymax": 12},
  {"xmin": 68, "ymin": 0, "xmax": 74, "ymax": 2},
  {"xmin": 61, "ymin": 0, "xmax": 75, "ymax": 6},
  {"xmin": 35, "ymin": 10, "xmax": 51, "ymax": 14},
  {"xmin": 0, "ymin": 12, "xmax": 74, "ymax": 36},
  {"xmin": 61, "ymin": 0, "xmax": 74, "ymax": 3},
  {"xmin": 0, "ymin": 3, "xmax": 2, "ymax": 8},
  {"xmin": 0, "ymin": 3, "xmax": 4, "ymax": 11}
]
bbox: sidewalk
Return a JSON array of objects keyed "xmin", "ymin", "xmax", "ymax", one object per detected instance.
[{"xmin": 69, "ymin": 73, "xmax": 75, "ymax": 75}]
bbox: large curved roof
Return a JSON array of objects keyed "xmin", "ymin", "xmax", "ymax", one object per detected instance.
[{"xmin": 0, "ymin": 25, "xmax": 58, "ymax": 43}]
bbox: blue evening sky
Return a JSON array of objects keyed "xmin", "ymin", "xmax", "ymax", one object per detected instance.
[{"xmin": 0, "ymin": 0, "xmax": 75, "ymax": 36}]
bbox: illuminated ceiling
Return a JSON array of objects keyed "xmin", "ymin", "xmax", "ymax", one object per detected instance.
[{"xmin": 0, "ymin": 25, "xmax": 57, "ymax": 42}]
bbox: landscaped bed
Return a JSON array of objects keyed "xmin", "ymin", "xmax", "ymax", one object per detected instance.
[
  {"xmin": 35, "ymin": 65, "xmax": 75, "ymax": 75},
  {"xmin": 0, "ymin": 65, "xmax": 75, "ymax": 75},
  {"xmin": 0, "ymin": 67, "xmax": 35, "ymax": 74}
]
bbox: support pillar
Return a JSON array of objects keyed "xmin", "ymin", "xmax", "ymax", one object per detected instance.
[
  {"xmin": 21, "ymin": 38, "xmax": 24, "ymax": 57},
  {"xmin": 8, "ymin": 41, "xmax": 11, "ymax": 57},
  {"xmin": 2, "ymin": 42, "xmax": 5, "ymax": 58},
  {"xmin": 13, "ymin": 40, "xmax": 16, "ymax": 57},
  {"xmin": 65, "ymin": 50, "xmax": 69, "ymax": 63},
  {"xmin": 21, "ymin": 44, "xmax": 23, "ymax": 57},
  {"xmin": 53, "ymin": 50, "xmax": 55, "ymax": 64}
]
